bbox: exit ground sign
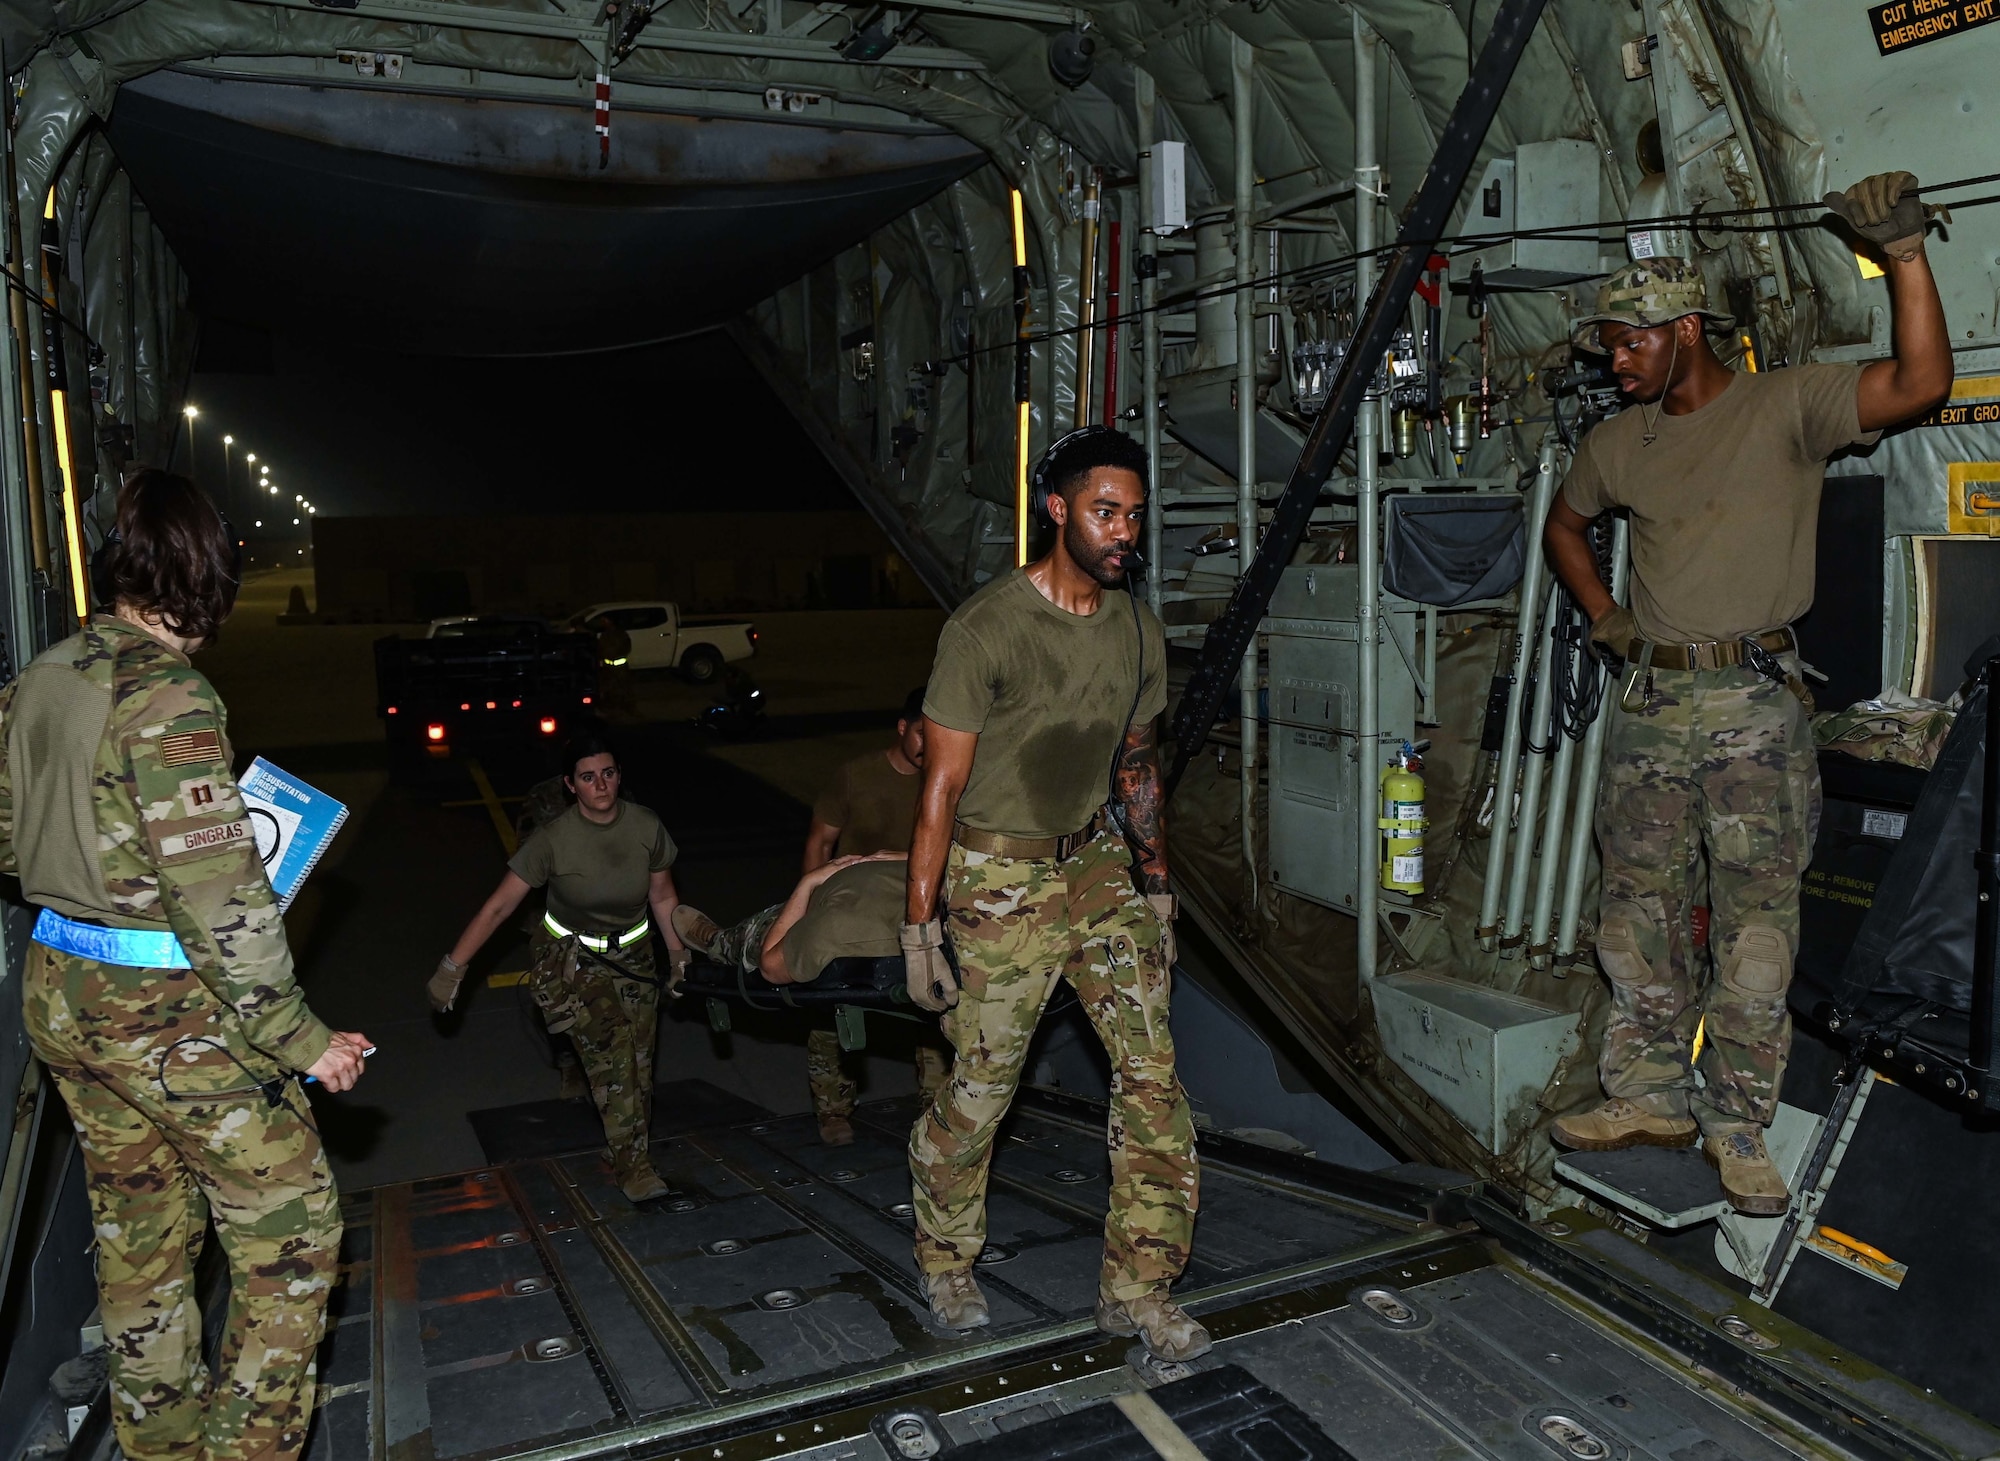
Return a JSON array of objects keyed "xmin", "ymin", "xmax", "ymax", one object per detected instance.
[{"xmin": 1870, "ymin": 0, "xmax": 1999, "ymax": 54}]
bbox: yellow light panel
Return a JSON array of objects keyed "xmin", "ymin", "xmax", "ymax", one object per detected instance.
[
  {"xmin": 50, "ymin": 388, "xmax": 89, "ymax": 625},
  {"xmin": 1016, "ymin": 401, "xmax": 1031, "ymax": 566}
]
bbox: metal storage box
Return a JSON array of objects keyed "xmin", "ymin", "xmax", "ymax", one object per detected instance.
[{"xmin": 1371, "ymin": 970, "xmax": 1580, "ymax": 1153}]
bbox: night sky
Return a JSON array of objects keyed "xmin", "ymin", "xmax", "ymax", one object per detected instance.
[{"xmin": 179, "ymin": 329, "xmax": 853, "ymax": 523}]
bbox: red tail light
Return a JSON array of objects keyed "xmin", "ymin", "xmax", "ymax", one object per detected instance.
[
  {"xmin": 512, "ymin": 699, "xmax": 522, "ymax": 708},
  {"xmin": 539, "ymin": 717, "xmax": 558, "ymax": 736},
  {"xmin": 459, "ymin": 702, "xmax": 471, "ymax": 711},
  {"xmin": 426, "ymin": 723, "xmax": 447, "ymax": 743},
  {"xmin": 386, "ymin": 705, "xmax": 398, "ymax": 715},
  {"xmin": 582, "ymin": 695, "xmax": 593, "ymax": 705},
  {"xmin": 485, "ymin": 700, "xmax": 497, "ymax": 710}
]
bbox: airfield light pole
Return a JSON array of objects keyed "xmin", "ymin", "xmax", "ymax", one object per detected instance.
[
  {"xmin": 181, "ymin": 404, "xmax": 198, "ymax": 479},
  {"xmin": 222, "ymin": 434, "xmax": 234, "ymax": 517}
]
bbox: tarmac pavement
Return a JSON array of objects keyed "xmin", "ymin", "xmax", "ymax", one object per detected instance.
[{"xmin": 204, "ymin": 570, "xmax": 948, "ymax": 1189}]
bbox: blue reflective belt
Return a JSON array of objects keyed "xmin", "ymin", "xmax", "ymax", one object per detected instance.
[{"xmin": 33, "ymin": 908, "xmax": 191, "ymax": 969}]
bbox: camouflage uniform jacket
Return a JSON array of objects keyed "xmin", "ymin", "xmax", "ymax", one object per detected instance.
[{"xmin": 0, "ymin": 615, "xmax": 332, "ymax": 1070}]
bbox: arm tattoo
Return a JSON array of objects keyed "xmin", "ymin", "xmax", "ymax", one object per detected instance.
[{"xmin": 1114, "ymin": 717, "xmax": 1169, "ymax": 895}]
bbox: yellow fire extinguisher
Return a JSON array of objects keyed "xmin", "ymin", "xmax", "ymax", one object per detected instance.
[{"xmin": 1380, "ymin": 741, "xmax": 1427, "ymax": 894}]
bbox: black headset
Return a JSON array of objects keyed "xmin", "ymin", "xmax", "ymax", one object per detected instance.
[{"xmin": 1030, "ymin": 424, "xmax": 1117, "ymax": 530}]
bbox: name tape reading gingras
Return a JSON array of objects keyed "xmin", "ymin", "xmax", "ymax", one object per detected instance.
[
  {"xmin": 159, "ymin": 818, "xmax": 253, "ymax": 859},
  {"xmin": 1870, "ymin": 0, "xmax": 1999, "ymax": 54}
]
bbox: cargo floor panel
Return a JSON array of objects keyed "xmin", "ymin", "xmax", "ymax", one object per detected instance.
[{"xmin": 306, "ymin": 1094, "xmax": 2000, "ymax": 1461}]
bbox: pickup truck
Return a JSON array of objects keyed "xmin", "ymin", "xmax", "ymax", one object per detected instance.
[
  {"xmin": 566, "ymin": 601, "xmax": 757, "ymax": 683},
  {"xmin": 375, "ymin": 615, "xmax": 598, "ymax": 751}
]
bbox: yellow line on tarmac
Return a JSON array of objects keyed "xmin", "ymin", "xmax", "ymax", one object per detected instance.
[{"xmin": 463, "ymin": 758, "xmax": 518, "ymax": 855}]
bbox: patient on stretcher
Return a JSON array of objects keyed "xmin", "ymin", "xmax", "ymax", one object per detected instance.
[{"xmin": 673, "ymin": 852, "xmax": 905, "ymax": 986}]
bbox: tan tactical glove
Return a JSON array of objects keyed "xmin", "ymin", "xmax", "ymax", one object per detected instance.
[
  {"xmin": 1823, "ymin": 171, "xmax": 1946, "ymax": 263},
  {"xmin": 667, "ymin": 945, "xmax": 692, "ymax": 997},
  {"xmin": 1587, "ymin": 603, "xmax": 1638, "ymax": 660},
  {"xmin": 428, "ymin": 954, "xmax": 465, "ymax": 1013},
  {"xmin": 901, "ymin": 920, "xmax": 960, "ymax": 1012},
  {"xmin": 1146, "ymin": 893, "xmax": 1179, "ymax": 969}
]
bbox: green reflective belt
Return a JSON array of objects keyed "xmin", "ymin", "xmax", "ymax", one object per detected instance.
[{"xmin": 543, "ymin": 913, "xmax": 648, "ymax": 951}]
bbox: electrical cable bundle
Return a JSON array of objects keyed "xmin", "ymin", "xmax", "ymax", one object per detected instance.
[
  {"xmin": 1520, "ymin": 582, "xmax": 1606, "ymax": 755},
  {"xmin": 1547, "ymin": 584, "xmax": 1604, "ymax": 742}
]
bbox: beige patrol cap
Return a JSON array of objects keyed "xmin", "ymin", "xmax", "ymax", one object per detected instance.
[{"xmin": 1571, "ymin": 257, "xmax": 1736, "ymax": 353}]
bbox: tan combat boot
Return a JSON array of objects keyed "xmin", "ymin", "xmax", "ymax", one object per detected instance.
[
  {"xmin": 818, "ymin": 1115, "xmax": 856, "ymax": 1146},
  {"xmin": 671, "ymin": 905, "xmax": 722, "ymax": 958},
  {"xmin": 1705, "ymin": 1130, "xmax": 1790, "ymax": 1216},
  {"xmin": 1551, "ymin": 1098, "xmax": 1698, "ymax": 1151},
  {"xmin": 620, "ymin": 1165, "xmax": 671, "ymax": 1203},
  {"xmin": 1096, "ymin": 1291, "xmax": 1213, "ymax": 1362},
  {"xmin": 922, "ymin": 1269, "xmax": 990, "ymax": 1331}
]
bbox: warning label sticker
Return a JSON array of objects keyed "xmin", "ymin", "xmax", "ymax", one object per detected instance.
[
  {"xmin": 1915, "ymin": 375, "xmax": 2000, "ymax": 430},
  {"xmin": 1869, "ymin": 0, "xmax": 1999, "ymax": 55}
]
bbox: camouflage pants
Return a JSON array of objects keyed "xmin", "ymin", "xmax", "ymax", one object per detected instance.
[
  {"xmin": 528, "ymin": 929, "xmax": 660, "ymax": 1179},
  {"xmin": 1596, "ymin": 662, "xmax": 1819, "ymax": 1133},
  {"xmin": 909, "ymin": 831, "xmax": 1197, "ymax": 1302},
  {"xmin": 707, "ymin": 903, "xmax": 782, "ymax": 975},
  {"xmin": 805, "ymin": 1027, "xmax": 950, "ymax": 1121},
  {"xmin": 21, "ymin": 944, "xmax": 341, "ymax": 1461}
]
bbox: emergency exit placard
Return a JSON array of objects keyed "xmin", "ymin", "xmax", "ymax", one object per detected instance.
[{"xmin": 1870, "ymin": 0, "xmax": 1999, "ymax": 55}]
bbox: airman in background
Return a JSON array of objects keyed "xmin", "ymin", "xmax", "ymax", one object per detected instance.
[
  {"xmin": 800, "ymin": 686, "xmax": 948, "ymax": 1143},
  {"xmin": 590, "ymin": 611, "xmax": 638, "ymax": 721}
]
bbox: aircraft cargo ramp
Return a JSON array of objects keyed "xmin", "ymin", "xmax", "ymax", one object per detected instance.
[{"xmin": 309, "ymin": 1088, "xmax": 1999, "ymax": 1461}]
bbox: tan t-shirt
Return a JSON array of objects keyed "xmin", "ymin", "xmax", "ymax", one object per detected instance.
[
  {"xmin": 924, "ymin": 568, "xmax": 1167, "ymax": 838},
  {"xmin": 811, "ymin": 749, "xmax": 919, "ymax": 856},
  {"xmin": 779, "ymin": 859, "xmax": 903, "ymax": 982},
  {"xmin": 1560, "ymin": 364, "xmax": 1877, "ymax": 643},
  {"xmin": 509, "ymin": 801, "xmax": 676, "ymax": 934}
]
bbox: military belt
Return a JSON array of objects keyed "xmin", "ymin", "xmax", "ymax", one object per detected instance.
[
  {"xmin": 1622, "ymin": 626, "xmax": 1795, "ymax": 672},
  {"xmin": 954, "ymin": 809, "xmax": 1106, "ymax": 863},
  {"xmin": 32, "ymin": 908, "xmax": 191, "ymax": 969},
  {"xmin": 543, "ymin": 912, "xmax": 649, "ymax": 951}
]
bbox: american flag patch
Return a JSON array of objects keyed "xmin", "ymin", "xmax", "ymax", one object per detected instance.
[{"xmin": 158, "ymin": 727, "xmax": 223, "ymax": 768}]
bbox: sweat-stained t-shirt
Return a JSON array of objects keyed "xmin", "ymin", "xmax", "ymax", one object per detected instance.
[
  {"xmin": 778, "ymin": 859, "xmax": 903, "ymax": 982},
  {"xmin": 1559, "ymin": 363, "xmax": 1878, "ymax": 644},
  {"xmin": 923, "ymin": 568, "xmax": 1167, "ymax": 839},
  {"xmin": 812, "ymin": 749, "xmax": 919, "ymax": 857},
  {"xmin": 509, "ymin": 800, "xmax": 676, "ymax": 935}
]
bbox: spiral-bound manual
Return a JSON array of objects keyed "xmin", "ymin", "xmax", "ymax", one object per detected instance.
[{"xmin": 239, "ymin": 757, "xmax": 350, "ymax": 911}]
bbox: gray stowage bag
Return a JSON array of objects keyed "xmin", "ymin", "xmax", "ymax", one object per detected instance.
[{"xmin": 1382, "ymin": 494, "xmax": 1524, "ymax": 608}]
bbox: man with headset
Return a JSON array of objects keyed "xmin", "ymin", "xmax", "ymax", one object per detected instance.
[{"xmin": 902, "ymin": 427, "xmax": 1205, "ymax": 1360}]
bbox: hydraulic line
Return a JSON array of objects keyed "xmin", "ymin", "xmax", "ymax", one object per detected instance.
[
  {"xmin": 1074, "ymin": 167, "xmax": 1100, "ymax": 431},
  {"xmin": 1501, "ymin": 578, "xmax": 1561, "ymax": 951},
  {"xmin": 1555, "ymin": 515, "xmax": 1630, "ymax": 960},
  {"xmin": 1234, "ymin": 32, "xmax": 1259, "ymax": 913},
  {"xmin": 40, "ymin": 190, "xmax": 87, "ymax": 626},
  {"xmin": 1352, "ymin": 10, "xmax": 1380, "ymax": 972},
  {"xmin": 1136, "ymin": 70, "xmax": 1163, "ymax": 613},
  {"xmin": 1477, "ymin": 435, "xmax": 1559, "ymax": 950}
]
